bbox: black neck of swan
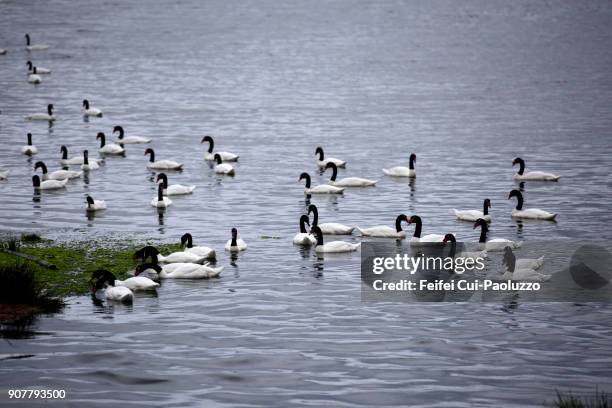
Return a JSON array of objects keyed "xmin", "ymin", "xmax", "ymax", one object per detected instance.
[
  {"xmin": 409, "ymin": 154, "xmax": 416, "ymax": 170},
  {"xmin": 83, "ymin": 150, "xmax": 89, "ymax": 165},
  {"xmin": 83, "ymin": 100, "xmax": 90, "ymax": 109},
  {"xmin": 97, "ymin": 133, "xmax": 106, "ymax": 147},
  {"xmin": 32, "ymin": 175, "xmax": 40, "ymax": 187},
  {"xmin": 299, "ymin": 215, "xmax": 310, "ymax": 233},
  {"xmin": 410, "ymin": 216, "xmax": 422, "ymax": 238},
  {"xmin": 25, "ymin": 34, "xmax": 30, "ymax": 46},
  {"xmin": 444, "ymin": 234, "xmax": 457, "ymax": 258},
  {"xmin": 202, "ymin": 136, "xmax": 214, "ymax": 153},
  {"xmin": 47, "ymin": 104, "xmax": 53, "ymax": 116},
  {"xmin": 145, "ymin": 149, "xmax": 155, "ymax": 162},
  {"xmin": 231, "ymin": 229, "xmax": 238, "ymax": 247},
  {"xmin": 158, "ymin": 173, "xmax": 168, "ymax": 189},
  {"xmin": 134, "ymin": 246, "xmax": 160, "ymax": 264},
  {"xmin": 300, "ymin": 173, "xmax": 311, "ymax": 189},
  {"xmin": 26, "ymin": 61, "xmax": 32, "ymax": 70},
  {"xmin": 326, "ymin": 162, "xmax": 338, "ymax": 181},
  {"xmin": 157, "ymin": 185, "xmax": 164, "ymax": 201},
  {"xmin": 114, "ymin": 126, "xmax": 124, "ymax": 139},
  {"xmin": 510, "ymin": 190, "xmax": 523, "ymax": 210},
  {"xmin": 86, "ymin": 196, "xmax": 94, "ymax": 208},
  {"xmin": 35, "ymin": 161, "xmax": 48, "ymax": 174},
  {"xmin": 27, "ymin": 133, "xmax": 32, "ymax": 146},
  {"xmin": 315, "ymin": 147, "xmax": 324, "ymax": 161},
  {"xmin": 475, "ymin": 220, "xmax": 488, "ymax": 243},
  {"xmin": 312, "ymin": 227, "xmax": 323, "ymax": 245},
  {"xmin": 483, "ymin": 199, "xmax": 490, "ymax": 215},
  {"xmin": 395, "ymin": 215, "xmax": 406, "ymax": 232},
  {"xmin": 214, "ymin": 154, "xmax": 222, "ymax": 164},
  {"xmin": 61, "ymin": 146, "xmax": 68, "ymax": 159},
  {"xmin": 181, "ymin": 233, "xmax": 193, "ymax": 248},
  {"xmin": 308, "ymin": 204, "xmax": 318, "ymax": 226},
  {"xmin": 514, "ymin": 158, "xmax": 525, "ymax": 175}
]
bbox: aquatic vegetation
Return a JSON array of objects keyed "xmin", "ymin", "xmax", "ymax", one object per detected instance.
[{"xmin": 551, "ymin": 389, "xmax": 611, "ymax": 408}]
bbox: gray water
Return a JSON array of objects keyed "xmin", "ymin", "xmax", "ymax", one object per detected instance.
[{"xmin": 1, "ymin": 0, "xmax": 612, "ymax": 406}]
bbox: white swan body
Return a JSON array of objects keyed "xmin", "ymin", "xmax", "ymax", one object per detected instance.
[
  {"xmin": 502, "ymin": 268, "xmax": 551, "ymax": 282},
  {"xmin": 164, "ymin": 184, "xmax": 196, "ymax": 195},
  {"xmin": 205, "ymin": 151, "xmax": 239, "ymax": 162},
  {"xmin": 27, "ymin": 73, "xmax": 42, "ymax": 84},
  {"xmin": 358, "ymin": 226, "xmax": 405, "ymax": 238},
  {"xmin": 215, "ymin": 163, "xmax": 235, "ymax": 175},
  {"xmin": 453, "ymin": 200, "xmax": 492, "ymax": 222},
  {"xmin": 85, "ymin": 198, "xmax": 106, "ymax": 212},
  {"xmin": 306, "ymin": 185, "xmax": 344, "ymax": 194},
  {"xmin": 316, "ymin": 241, "xmax": 360, "ymax": 253},
  {"xmin": 511, "ymin": 208, "xmax": 557, "ymax": 221},
  {"xmin": 28, "ymin": 66, "xmax": 50, "ymax": 74},
  {"xmin": 184, "ymin": 246, "xmax": 216, "ymax": 259},
  {"xmin": 21, "ymin": 134, "xmax": 38, "ymax": 156},
  {"xmin": 0, "ymin": 49, "xmax": 7, "ymax": 55},
  {"xmin": 84, "ymin": 107, "xmax": 103, "ymax": 117},
  {"xmin": 0, "ymin": 170, "xmax": 9, "ymax": 180},
  {"xmin": 514, "ymin": 171, "xmax": 560, "ymax": 181},
  {"xmin": 482, "ymin": 238, "xmax": 522, "ymax": 252},
  {"xmin": 410, "ymin": 234, "xmax": 447, "ymax": 244},
  {"xmin": 81, "ymin": 161, "xmax": 100, "ymax": 171},
  {"xmin": 99, "ymin": 143, "xmax": 124, "ymax": 155},
  {"xmin": 104, "ymin": 286, "xmax": 134, "ymax": 302},
  {"xmin": 160, "ymin": 263, "xmax": 222, "ymax": 279},
  {"xmin": 115, "ymin": 276, "xmax": 159, "ymax": 291},
  {"xmin": 151, "ymin": 196, "xmax": 172, "ymax": 208},
  {"xmin": 319, "ymin": 223, "xmax": 354, "ymax": 235},
  {"xmin": 317, "ymin": 157, "xmax": 346, "ymax": 168},
  {"xmin": 117, "ymin": 135, "xmax": 151, "ymax": 144},
  {"xmin": 25, "ymin": 113, "xmax": 54, "ymax": 121},
  {"xmin": 330, "ymin": 177, "xmax": 377, "ymax": 187},
  {"xmin": 158, "ymin": 251, "xmax": 208, "ymax": 264},
  {"xmin": 34, "ymin": 177, "xmax": 68, "ymax": 190},
  {"xmin": 26, "ymin": 44, "xmax": 49, "ymax": 51},
  {"xmin": 148, "ymin": 160, "xmax": 182, "ymax": 170},
  {"xmin": 225, "ymin": 238, "xmax": 247, "ymax": 251},
  {"xmin": 44, "ymin": 169, "xmax": 82, "ymax": 181},
  {"xmin": 293, "ymin": 233, "xmax": 317, "ymax": 245},
  {"xmin": 383, "ymin": 167, "xmax": 415, "ymax": 177},
  {"xmin": 516, "ymin": 256, "xmax": 544, "ymax": 270}
]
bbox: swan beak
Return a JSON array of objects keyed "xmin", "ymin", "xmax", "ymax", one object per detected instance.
[{"xmin": 472, "ymin": 223, "xmax": 478, "ymax": 229}]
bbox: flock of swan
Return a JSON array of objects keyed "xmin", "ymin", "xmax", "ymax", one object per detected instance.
[{"xmin": 1, "ymin": 34, "xmax": 561, "ymax": 302}]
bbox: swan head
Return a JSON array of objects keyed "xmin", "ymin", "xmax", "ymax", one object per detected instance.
[
  {"xmin": 113, "ymin": 125, "xmax": 124, "ymax": 138},
  {"xmin": 34, "ymin": 160, "xmax": 47, "ymax": 173},
  {"xmin": 144, "ymin": 148, "xmax": 155, "ymax": 162},
  {"xmin": 231, "ymin": 227, "xmax": 238, "ymax": 239},
  {"xmin": 156, "ymin": 173, "xmax": 168, "ymax": 188},
  {"xmin": 47, "ymin": 104, "xmax": 54, "ymax": 115},
  {"xmin": 60, "ymin": 145, "xmax": 67, "ymax": 156},
  {"xmin": 508, "ymin": 189, "xmax": 522, "ymax": 200},
  {"xmin": 442, "ymin": 233, "xmax": 456, "ymax": 244},
  {"xmin": 86, "ymin": 195, "xmax": 95, "ymax": 208},
  {"xmin": 484, "ymin": 198, "xmax": 491, "ymax": 208},
  {"xmin": 26, "ymin": 60, "xmax": 32, "ymax": 70},
  {"xmin": 473, "ymin": 218, "xmax": 488, "ymax": 230},
  {"xmin": 315, "ymin": 146, "xmax": 324, "ymax": 160},
  {"xmin": 395, "ymin": 214, "xmax": 409, "ymax": 232},
  {"xmin": 25, "ymin": 33, "xmax": 30, "ymax": 45},
  {"xmin": 298, "ymin": 172, "xmax": 311, "ymax": 188},
  {"xmin": 299, "ymin": 215, "xmax": 310, "ymax": 233},
  {"xmin": 96, "ymin": 132, "xmax": 106, "ymax": 147},
  {"xmin": 410, "ymin": 153, "xmax": 416, "ymax": 161},
  {"xmin": 201, "ymin": 135, "xmax": 214, "ymax": 153},
  {"xmin": 180, "ymin": 233, "xmax": 193, "ymax": 248},
  {"xmin": 82, "ymin": 99, "xmax": 90, "ymax": 109},
  {"xmin": 133, "ymin": 245, "xmax": 160, "ymax": 263},
  {"xmin": 407, "ymin": 215, "xmax": 421, "ymax": 225},
  {"xmin": 135, "ymin": 263, "xmax": 162, "ymax": 276},
  {"xmin": 511, "ymin": 157, "xmax": 524, "ymax": 167},
  {"xmin": 90, "ymin": 269, "xmax": 116, "ymax": 291}
]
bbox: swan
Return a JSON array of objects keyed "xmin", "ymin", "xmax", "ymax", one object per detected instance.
[
  {"xmin": 25, "ymin": 104, "xmax": 55, "ymax": 121},
  {"xmin": 159, "ymin": 263, "xmax": 222, "ymax": 279},
  {"xmin": 453, "ymin": 198, "xmax": 491, "ymax": 222},
  {"xmin": 85, "ymin": 195, "xmax": 106, "ymax": 212},
  {"xmin": 151, "ymin": 184, "xmax": 172, "ymax": 208},
  {"xmin": 315, "ymin": 146, "xmax": 346, "ymax": 168},
  {"xmin": 32, "ymin": 175, "xmax": 67, "ymax": 190},
  {"xmin": 357, "ymin": 214, "xmax": 409, "ymax": 238},
  {"xmin": 383, "ymin": 153, "xmax": 416, "ymax": 177},
  {"xmin": 225, "ymin": 227, "xmax": 247, "ymax": 251},
  {"xmin": 213, "ymin": 154, "xmax": 235, "ymax": 175},
  {"xmin": 25, "ymin": 34, "xmax": 49, "ymax": 51},
  {"xmin": 310, "ymin": 226, "xmax": 360, "ymax": 253},
  {"xmin": 134, "ymin": 263, "xmax": 162, "ymax": 282},
  {"xmin": 26, "ymin": 61, "xmax": 50, "ymax": 74},
  {"xmin": 299, "ymin": 172, "xmax": 344, "ymax": 194},
  {"xmin": 35, "ymin": 161, "xmax": 82, "ymax": 180},
  {"xmin": 201, "ymin": 135, "xmax": 239, "ymax": 161},
  {"xmin": 97, "ymin": 132, "xmax": 125, "ymax": 155},
  {"xmin": 27, "ymin": 67, "xmax": 42, "ymax": 84},
  {"xmin": 0, "ymin": 170, "xmax": 9, "ymax": 180},
  {"xmin": 0, "ymin": 49, "xmax": 7, "ymax": 55},
  {"xmin": 325, "ymin": 162, "xmax": 377, "ymax": 187},
  {"xmin": 157, "ymin": 250, "xmax": 208, "ymax": 264},
  {"xmin": 144, "ymin": 148, "xmax": 183, "ymax": 170},
  {"xmin": 156, "ymin": 173, "xmax": 195, "ymax": 195},
  {"xmin": 91, "ymin": 270, "xmax": 134, "ymax": 302},
  {"xmin": 133, "ymin": 246, "xmax": 160, "ymax": 264},
  {"xmin": 442, "ymin": 234, "xmax": 487, "ymax": 261},
  {"xmin": 501, "ymin": 252, "xmax": 550, "ymax": 282},
  {"xmin": 407, "ymin": 215, "xmax": 448, "ymax": 244},
  {"xmin": 82, "ymin": 99, "xmax": 103, "ymax": 117},
  {"xmin": 293, "ymin": 215, "xmax": 317, "ymax": 245},
  {"xmin": 503, "ymin": 247, "xmax": 544, "ymax": 270},
  {"xmin": 21, "ymin": 133, "xmax": 38, "ymax": 155},
  {"xmin": 80, "ymin": 150, "xmax": 100, "ymax": 171},
  {"xmin": 508, "ymin": 189, "xmax": 557, "ymax": 220},
  {"xmin": 113, "ymin": 125, "xmax": 151, "ymax": 144},
  {"xmin": 512, "ymin": 157, "xmax": 560, "ymax": 181},
  {"xmin": 180, "ymin": 233, "xmax": 216, "ymax": 260},
  {"xmin": 308, "ymin": 204, "xmax": 354, "ymax": 235},
  {"xmin": 116, "ymin": 276, "xmax": 159, "ymax": 291},
  {"xmin": 473, "ymin": 218, "xmax": 522, "ymax": 251}
]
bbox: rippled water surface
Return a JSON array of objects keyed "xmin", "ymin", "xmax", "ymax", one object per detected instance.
[{"xmin": 1, "ymin": 0, "xmax": 612, "ymax": 406}]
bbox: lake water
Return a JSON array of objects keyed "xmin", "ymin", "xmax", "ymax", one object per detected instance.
[{"xmin": 1, "ymin": 0, "xmax": 612, "ymax": 406}]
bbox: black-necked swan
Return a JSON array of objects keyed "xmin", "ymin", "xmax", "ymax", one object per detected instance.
[
  {"xmin": 25, "ymin": 103, "xmax": 55, "ymax": 121},
  {"xmin": 308, "ymin": 204, "xmax": 354, "ymax": 235},
  {"xmin": 113, "ymin": 125, "xmax": 151, "ymax": 144},
  {"xmin": 81, "ymin": 150, "xmax": 100, "ymax": 171},
  {"xmin": 27, "ymin": 67, "xmax": 42, "ymax": 84},
  {"xmin": 315, "ymin": 146, "xmax": 346, "ymax": 168},
  {"xmin": 151, "ymin": 183, "xmax": 172, "ymax": 208},
  {"xmin": 25, "ymin": 34, "xmax": 49, "ymax": 51},
  {"xmin": 144, "ymin": 148, "xmax": 183, "ymax": 170},
  {"xmin": 35, "ymin": 161, "xmax": 82, "ymax": 180},
  {"xmin": 90, "ymin": 270, "xmax": 134, "ymax": 302},
  {"xmin": 383, "ymin": 153, "xmax": 416, "ymax": 177},
  {"xmin": 502, "ymin": 251, "xmax": 550, "ymax": 282},
  {"xmin": 157, "ymin": 250, "xmax": 209, "ymax": 264},
  {"xmin": 407, "ymin": 215, "xmax": 448, "ymax": 244},
  {"xmin": 442, "ymin": 234, "xmax": 487, "ymax": 261},
  {"xmin": 508, "ymin": 189, "xmax": 557, "ymax": 220},
  {"xmin": 293, "ymin": 215, "xmax": 317, "ymax": 245},
  {"xmin": 158, "ymin": 263, "xmax": 222, "ymax": 279},
  {"xmin": 325, "ymin": 162, "xmax": 377, "ymax": 187},
  {"xmin": 503, "ymin": 247, "xmax": 544, "ymax": 270},
  {"xmin": 0, "ymin": 170, "xmax": 9, "ymax": 180},
  {"xmin": 156, "ymin": 173, "xmax": 195, "ymax": 195},
  {"xmin": 32, "ymin": 175, "xmax": 67, "ymax": 190},
  {"xmin": 473, "ymin": 218, "xmax": 522, "ymax": 251},
  {"xmin": 213, "ymin": 154, "xmax": 235, "ymax": 175},
  {"xmin": 60, "ymin": 146, "xmax": 102, "ymax": 166},
  {"xmin": 310, "ymin": 226, "xmax": 360, "ymax": 253},
  {"xmin": 93, "ymin": 269, "xmax": 158, "ymax": 292},
  {"xmin": 299, "ymin": 172, "xmax": 344, "ymax": 194},
  {"xmin": 357, "ymin": 214, "xmax": 410, "ymax": 238},
  {"xmin": 201, "ymin": 135, "xmax": 239, "ymax": 162},
  {"xmin": 180, "ymin": 233, "xmax": 216, "ymax": 260},
  {"xmin": 134, "ymin": 263, "xmax": 162, "ymax": 282},
  {"xmin": 133, "ymin": 246, "xmax": 160, "ymax": 264},
  {"xmin": 97, "ymin": 132, "xmax": 124, "ymax": 155},
  {"xmin": 512, "ymin": 157, "xmax": 560, "ymax": 181},
  {"xmin": 21, "ymin": 133, "xmax": 38, "ymax": 155},
  {"xmin": 85, "ymin": 195, "xmax": 106, "ymax": 212},
  {"xmin": 453, "ymin": 198, "xmax": 491, "ymax": 222},
  {"xmin": 26, "ymin": 60, "xmax": 50, "ymax": 74},
  {"xmin": 225, "ymin": 227, "xmax": 247, "ymax": 251},
  {"xmin": 82, "ymin": 99, "xmax": 103, "ymax": 117}
]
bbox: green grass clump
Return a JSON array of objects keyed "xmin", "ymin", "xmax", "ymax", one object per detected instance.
[
  {"xmin": 20, "ymin": 233, "xmax": 42, "ymax": 243},
  {"xmin": 0, "ymin": 262, "xmax": 63, "ymax": 312},
  {"xmin": 552, "ymin": 390, "xmax": 611, "ymax": 408}
]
